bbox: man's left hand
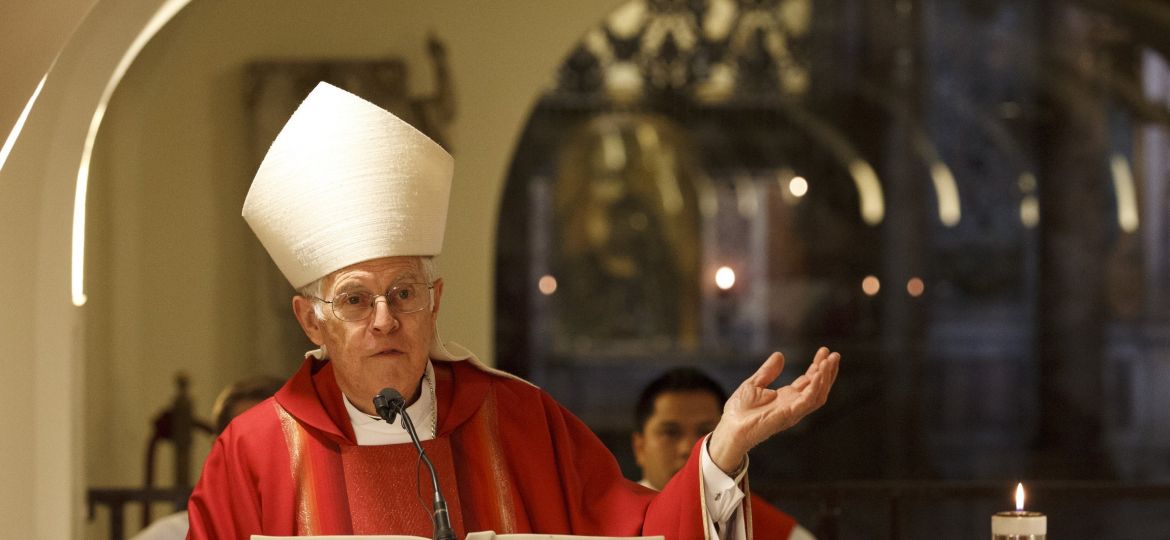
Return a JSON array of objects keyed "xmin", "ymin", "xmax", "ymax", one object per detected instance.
[{"xmin": 707, "ymin": 347, "xmax": 841, "ymax": 474}]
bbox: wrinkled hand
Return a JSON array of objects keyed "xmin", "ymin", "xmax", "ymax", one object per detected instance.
[{"xmin": 708, "ymin": 347, "xmax": 841, "ymax": 474}]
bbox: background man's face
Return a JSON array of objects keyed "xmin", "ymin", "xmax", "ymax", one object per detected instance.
[
  {"xmin": 295, "ymin": 256, "xmax": 441, "ymax": 413},
  {"xmin": 633, "ymin": 390, "xmax": 722, "ymax": 490}
]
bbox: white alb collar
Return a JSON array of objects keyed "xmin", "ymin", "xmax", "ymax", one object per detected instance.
[{"xmin": 343, "ymin": 361, "xmax": 437, "ymax": 446}]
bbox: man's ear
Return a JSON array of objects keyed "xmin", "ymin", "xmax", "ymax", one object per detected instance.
[
  {"xmin": 631, "ymin": 431, "xmax": 646, "ymax": 468},
  {"xmin": 430, "ymin": 278, "xmax": 444, "ymax": 315},
  {"xmin": 291, "ymin": 295, "xmax": 325, "ymax": 346}
]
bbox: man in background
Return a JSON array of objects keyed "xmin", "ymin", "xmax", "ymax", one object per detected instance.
[{"xmin": 634, "ymin": 367, "xmax": 816, "ymax": 539}]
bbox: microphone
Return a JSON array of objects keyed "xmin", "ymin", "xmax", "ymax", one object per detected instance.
[
  {"xmin": 373, "ymin": 388, "xmax": 456, "ymax": 540},
  {"xmin": 372, "ymin": 388, "xmax": 404, "ymax": 425}
]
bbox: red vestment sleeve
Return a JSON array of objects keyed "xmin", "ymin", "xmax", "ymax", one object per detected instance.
[
  {"xmin": 644, "ymin": 439, "xmax": 709, "ymax": 539},
  {"xmin": 187, "ymin": 426, "xmax": 263, "ymax": 539},
  {"xmin": 187, "ymin": 399, "xmax": 301, "ymax": 540},
  {"xmin": 748, "ymin": 493, "xmax": 798, "ymax": 538},
  {"xmin": 484, "ymin": 380, "xmax": 710, "ymax": 539}
]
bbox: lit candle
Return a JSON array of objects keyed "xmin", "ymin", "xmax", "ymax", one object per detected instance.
[{"xmin": 992, "ymin": 483, "xmax": 1047, "ymax": 539}]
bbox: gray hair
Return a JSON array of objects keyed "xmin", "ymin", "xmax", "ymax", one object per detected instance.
[{"xmin": 297, "ymin": 256, "xmax": 438, "ymax": 322}]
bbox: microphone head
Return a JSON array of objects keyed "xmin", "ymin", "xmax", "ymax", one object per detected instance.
[
  {"xmin": 378, "ymin": 387, "xmax": 406, "ymax": 406},
  {"xmin": 373, "ymin": 387, "xmax": 406, "ymax": 424}
]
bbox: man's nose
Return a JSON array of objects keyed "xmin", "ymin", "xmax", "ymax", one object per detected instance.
[{"xmin": 370, "ymin": 297, "xmax": 400, "ymax": 332}]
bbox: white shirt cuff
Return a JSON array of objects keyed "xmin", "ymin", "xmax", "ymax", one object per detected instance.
[{"xmin": 699, "ymin": 435, "xmax": 747, "ymax": 539}]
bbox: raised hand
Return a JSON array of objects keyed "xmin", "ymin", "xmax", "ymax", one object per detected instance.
[{"xmin": 708, "ymin": 347, "xmax": 841, "ymax": 474}]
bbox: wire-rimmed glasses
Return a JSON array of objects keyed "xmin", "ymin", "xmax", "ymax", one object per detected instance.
[{"xmin": 313, "ymin": 282, "xmax": 434, "ymax": 321}]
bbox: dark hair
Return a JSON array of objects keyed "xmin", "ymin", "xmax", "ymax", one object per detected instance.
[
  {"xmin": 634, "ymin": 367, "xmax": 727, "ymax": 433},
  {"xmin": 212, "ymin": 376, "xmax": 285, "ymax": 433}
]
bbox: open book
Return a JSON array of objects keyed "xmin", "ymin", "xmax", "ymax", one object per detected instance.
[{"xmin": 253, "ymin": 533, "xmax": 664, "ymax": 540}]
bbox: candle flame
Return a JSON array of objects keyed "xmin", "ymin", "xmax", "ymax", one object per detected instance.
[{"xmin": 1015, "ymin": 483, "xmax": 1025, "ymax": 511}]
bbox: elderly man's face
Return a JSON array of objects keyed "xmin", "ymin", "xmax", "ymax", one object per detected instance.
[
  {"xmin": 292, "ymin": 256, "xmax": 442, "ymax": 415},
  {"xmin": 632, "ymin": 390, "xmax": 722, "ymax": 490}
]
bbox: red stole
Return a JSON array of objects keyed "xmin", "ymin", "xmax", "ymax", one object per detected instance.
[{"xmin": 341, "ymin": 440, "xmax": 465, "ymax": 535}]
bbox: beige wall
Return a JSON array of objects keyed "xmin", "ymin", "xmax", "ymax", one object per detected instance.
[
  {"xmin": 0, "ymin": 4, "xmax": 100, "ymax": 537},
  {"xmin": 0, "ymin": 0, "xmax": 623, "ymax": 537},
  {"xmin": 0, "ymin": 0, "xmax": 97, "ymax": 152}
]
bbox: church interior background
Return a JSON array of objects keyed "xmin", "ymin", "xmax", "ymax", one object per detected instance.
[
  {"xmin": 497, "ymin": 1, "xmax": 1170, "ymax": 538},
  {"xmin": 10, "ymin": 0, "xmax": 1170, "ymax": 538}
]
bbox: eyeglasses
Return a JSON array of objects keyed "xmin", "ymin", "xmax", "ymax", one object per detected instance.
[{"xmin": 314, "ymin": 282, "xmax": 434, "ymax": 322}]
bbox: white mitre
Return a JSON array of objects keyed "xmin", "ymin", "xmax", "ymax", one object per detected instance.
[{"xmin": 243, "ymin": 81, "xmax": 452, "ymax": 289}]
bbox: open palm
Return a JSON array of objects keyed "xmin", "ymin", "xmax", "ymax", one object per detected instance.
[{"xmin": 709, "ymin": 347, "xmax": 841, "ymax": 473}]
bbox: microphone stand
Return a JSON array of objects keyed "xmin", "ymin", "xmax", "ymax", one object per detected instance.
[{"xmin": 374, "ymin": 389, "xmax": 457, "ymax": 540}]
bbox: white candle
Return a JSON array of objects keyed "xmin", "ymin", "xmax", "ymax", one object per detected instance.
[
  {"xmin": 992, "ymin": 483, "xmax": 1046, "ymax": 538},
  {"xmin": 992, "ymin": 511, "xmax": 1046, "ymax": 537}
]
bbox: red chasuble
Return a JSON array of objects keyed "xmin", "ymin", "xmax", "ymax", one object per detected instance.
[
  {"xmin": 747, "ymin": 494, "xmax": 798, "ymax": 538},
  {"xmin": 187, "ymin": 358, "xmax": 773, "ymax": 539}
]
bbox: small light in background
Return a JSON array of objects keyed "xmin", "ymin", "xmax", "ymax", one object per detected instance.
[
  {"xmin": 848, "ymin": 160, "xmax": 885, "ymax": 226},
  {"xmin": 1110, "ymin": 153, "xmax": 1140, "ymax": 233},
  {"xmin": 715, "ymin": 266, "xmax": 736, "ymax": 290},
  {"xmin": 1020, "ymin": 195, "xmax": 1040, "ymax": 228},
  {"xmin": 906, "ymin": 276, "xmax": 925, "ymax": 297},
  {"xmin": 862, "ymin": 275, "xmax": 881, "ymax": 296},
  {"xmin": 538, "ymin": 275, "xmax": 558, "ymax": 295},
  {"xmin": 929, "ymin": 162, "xmax": 961, "ymax": 227},
  {"xmin": 788, "ymin": 175, "xmax": 808, "ymax": 198}
]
